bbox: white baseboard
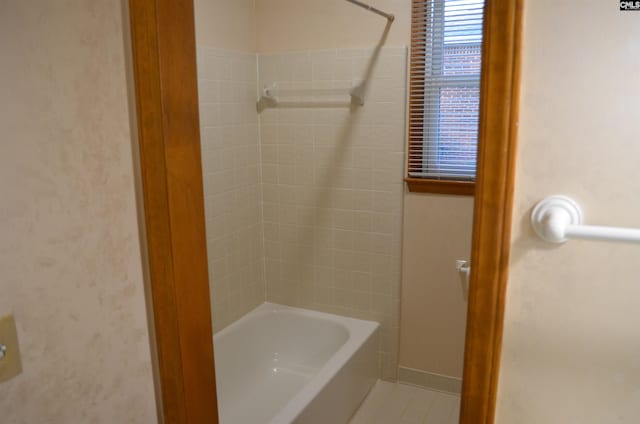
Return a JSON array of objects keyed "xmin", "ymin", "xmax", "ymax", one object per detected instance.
[{"xmin": 398, "ymin": 366, "xmax": 462, "ymax": 394}]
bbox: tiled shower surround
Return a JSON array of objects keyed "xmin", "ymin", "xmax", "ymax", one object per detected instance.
[
  {"xmin": 197, "ymin": 46, "xmax": 406, "ymax": 380},
  {"xmin": 196, "ymin": 48, "xmax": 265, "ymax": 331},
  {"xmin": 259, "ymin": 47, "xmax": 406, "ymax": 380}
]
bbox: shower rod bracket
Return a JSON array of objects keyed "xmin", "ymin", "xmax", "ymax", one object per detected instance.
[{"xmin": 345, "ymin": 0, "xmax": 395, "ymax": 22}]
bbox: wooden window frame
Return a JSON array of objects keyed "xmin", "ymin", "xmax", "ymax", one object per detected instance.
[
  {"xmin": 127, "ymin": 0, "xmax": 522, "ymax": 422},
  {"xmin": 405, "ymin": 177, "xmax": 476, "ymax": 195}
]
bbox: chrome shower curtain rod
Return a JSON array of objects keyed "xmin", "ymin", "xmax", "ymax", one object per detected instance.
[{"xmin": 345, "ymin": 0, "xmax": 395, "ymax": 21}]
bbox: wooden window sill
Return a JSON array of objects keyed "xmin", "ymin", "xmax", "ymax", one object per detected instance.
[{"xmin": 405, "ymin": 178, "xmax": 475, "ymax": 196}]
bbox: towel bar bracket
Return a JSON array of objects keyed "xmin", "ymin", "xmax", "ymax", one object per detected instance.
[
  {"xmin": 531, "ymin": 195, "xmax": 640, "ymax": 244},
  {"xmin": 531, "ymin": 195, "xmax": 583, "ymax": 243}
]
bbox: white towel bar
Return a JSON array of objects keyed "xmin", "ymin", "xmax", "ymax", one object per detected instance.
[
  {"xmin": 261, "ymin": 83, "xmax": 365, "ymax": 106},
  {"xmin": 531, "ymin": 195, "xmax": 640, "ymax": 244}
]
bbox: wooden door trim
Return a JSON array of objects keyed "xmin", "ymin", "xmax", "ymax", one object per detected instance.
[
  {"xmin": 128, "ymin": 0, "xmax": 218, "ymax": 422},
  {"xmin": 127, "ymin": 0, "xmax": 522, "ymax": 422},
  {"xmin": 461, "ymin": 0, "xmax": 523, "ymax": 423}
]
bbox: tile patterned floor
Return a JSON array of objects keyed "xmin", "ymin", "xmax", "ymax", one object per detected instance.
[{"xmin": 349, "ymin": 381, "xmax": 461, "ymax": 424}]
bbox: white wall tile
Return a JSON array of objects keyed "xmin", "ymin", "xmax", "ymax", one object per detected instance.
[{"xmin": 197, "ymin": 48, "xmax": 264, "ymax": 332}]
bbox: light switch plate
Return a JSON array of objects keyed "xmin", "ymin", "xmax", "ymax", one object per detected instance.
[{"xmin": 0, "ymin": 314, "xmax": 23, "ymax": 382}]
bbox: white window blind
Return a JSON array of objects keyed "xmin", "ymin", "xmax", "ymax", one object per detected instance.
[{"xmin": 408, "ymin": 0, "xmax": 485, "ymax": 180}]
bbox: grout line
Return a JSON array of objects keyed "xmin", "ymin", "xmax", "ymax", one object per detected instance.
[{"xmin": 255, "ymin": 52, "xmax": 268, "ymax": 303}]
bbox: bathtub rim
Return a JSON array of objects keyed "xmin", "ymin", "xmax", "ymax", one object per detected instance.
[{"xmin": 212, "ymin": 302, "xmax": 380, "ymax": 424}]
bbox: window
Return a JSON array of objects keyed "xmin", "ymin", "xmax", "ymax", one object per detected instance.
[{"xmin": 407, "ymin": 0, "xmax": 485, "ymax": 195}]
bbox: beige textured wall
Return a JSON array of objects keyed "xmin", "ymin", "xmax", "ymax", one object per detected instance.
[
  {"xmin": 0, "ymin": 1, "xmax": 157, "ymax": 423},
  {"xmin": 399, "ymin": 194, "xmax": 473, "ymax": 379},
  {"xmin": 255, "ymin": 0, "xmax": 411, "ymax": 53},
  {"xmin": 194, "ymin": 0, "xmax": 257, "ymax": 52},
  {"xmin": 497, "ymin": 1, "xmax": 640, "ymax": 422}
]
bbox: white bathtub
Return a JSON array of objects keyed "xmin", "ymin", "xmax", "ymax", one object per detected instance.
[{"xmin": 213, "ymin": 303, "xmax": 379, "ymax": 424}]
